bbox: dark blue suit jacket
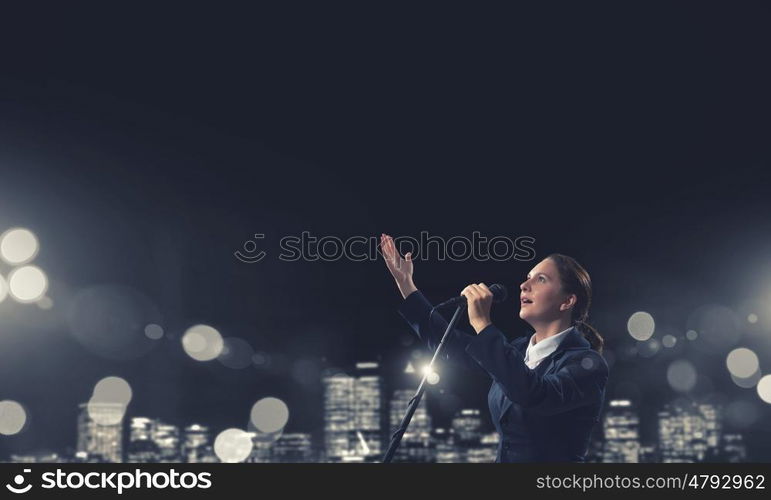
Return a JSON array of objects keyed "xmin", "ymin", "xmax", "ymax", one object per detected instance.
[{"xmin": 398, "ymin": 290, "xmax": 608, "ymax": 462}]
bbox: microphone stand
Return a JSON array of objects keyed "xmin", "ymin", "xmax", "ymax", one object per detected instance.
[{"xmin": 382, "ymin": 303, "xmax": 466, "ymax": 463}]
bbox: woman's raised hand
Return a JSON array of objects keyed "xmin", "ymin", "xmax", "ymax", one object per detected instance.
[{"xmin": 380, "ymin": 233, "xmax": 417, "ymax": 299}]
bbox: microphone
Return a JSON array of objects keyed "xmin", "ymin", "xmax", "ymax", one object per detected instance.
[{"xmin": 434, "ymin": 283, "xmax": 508, "ymax": 309}]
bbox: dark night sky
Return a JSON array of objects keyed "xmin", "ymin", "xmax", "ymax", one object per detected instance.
[{"xmin": 1, "ymin": 4, "xmax": 771, "ymax": 459}]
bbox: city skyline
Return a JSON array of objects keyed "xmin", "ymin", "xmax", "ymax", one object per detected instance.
[{"xmin": 1, "ymin": 360, "xmax": 750, "ymax": 463}]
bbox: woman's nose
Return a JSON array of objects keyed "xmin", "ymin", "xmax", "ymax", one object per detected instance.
[{"xmin": 520, "ymin": 280, "xmax": 529, "ymax": 291}]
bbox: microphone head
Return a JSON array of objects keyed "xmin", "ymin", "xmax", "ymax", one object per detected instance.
[{"xmin": 488, "ymin": 283, "xmax": 508, "ymax": 303}]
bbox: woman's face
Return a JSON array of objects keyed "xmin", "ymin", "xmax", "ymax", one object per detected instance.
[{"xmin": 518, "ymin": 258, "xmax": 572, "ymax": 324}]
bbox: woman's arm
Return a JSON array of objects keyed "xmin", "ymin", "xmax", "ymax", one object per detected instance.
[
  {"xmin": 464, "ymin": 324, "xmax": 608, "ymax": 415},
  {"xmin": 380, "ymin": 233, "xmax": 484, "ymax": 372}
]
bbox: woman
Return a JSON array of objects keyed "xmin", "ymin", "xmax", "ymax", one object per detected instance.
[{"xmin": 380, "ymin": 233, "xmax": 608, "ymax": 463}]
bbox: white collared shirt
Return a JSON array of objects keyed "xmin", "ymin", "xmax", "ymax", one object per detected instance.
[{"xmin": 523, "ymin": 326, "xmax": 572, "ymax": 369}]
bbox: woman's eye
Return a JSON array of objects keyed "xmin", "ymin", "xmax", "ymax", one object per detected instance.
[{"xmin": 538, "ymin": 276, "xmax": 545, "ymax": 283}]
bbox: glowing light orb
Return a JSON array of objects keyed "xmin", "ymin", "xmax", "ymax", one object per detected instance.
[
  {"xmin": 667, "ymin": 359, "xmax": 697, "ymax": 392},
  {"xmin": 213, "ymin": 428, "xmax": 253, "ymax": 463},
  {"xmin": 0, "ymin": 228, "xmax": 39, "ymax": 265},
  {"xmin": 731, "ymin": 369, "xmax": 762, "ymax": 389},
  {"xmin": 426, "ymin": 371, "xmax": 440, "ymax": 385},
  {"xmin": 757, "ymin": 375, "xmax": 771, "ymax": 404},
  {"xmin": 747, "ymin": 313, "xmax": 758, "ymax": 324},
  {"xmin": 726, "ymin": 348, "xmax": 760, "ymax": 379},
  {"xmin": 144, "ymin": 324, "xmax": 164, "ymax": 340},
  {"xmin": 182, "ymin": 324, "xmax": 224, "ymax": 361},
  {"xmin": 0, "ymin": 400, "xmax": 27, "ymax": 435},
  {"xmin": 686, "ymin": 330, "xmax": 698, "ymax": 340},
  {"xmin": 92, "ymin": 376, "xmax": 133, "ymax": 405},
  {"xmin": 662, "ymin": 335, "xmax": 677, "ymax": 348},
  {"xmin": 8, "ymin": 265, "xmax": 48, "ymax": 303},
  {"xmin": 250, "ymin": 397, "xmax": 289, "ymax": 433},
  {"xmin": 627, "ymin": 312, "xmax": 655, "ymax": 341}
]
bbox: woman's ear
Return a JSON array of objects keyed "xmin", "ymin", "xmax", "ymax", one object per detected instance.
[{"xmin": 559, "ymin": 294, "xmax": 577, "ymax": 312}]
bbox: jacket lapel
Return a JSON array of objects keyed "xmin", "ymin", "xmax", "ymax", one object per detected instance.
[{"xmin": 498, "ymin": 327, "xmax": 590, "ymax": 423}]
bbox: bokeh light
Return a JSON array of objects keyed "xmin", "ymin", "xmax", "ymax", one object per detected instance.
[
  {"xmin": 0, "ymin": 400, "xmax": 27, "ymax": 435},
  {"xmin": 0, "ymin": 274, "xmax": 7, "ymax": 303},
  {"xmin": 0, "ymin": 228, "xmax": 39, "ymax": 265},
  {"xmin": 662, "ymin": 334, "xmax": 677, "ymax": 348},
  {"xmin": 731, "ymin": 369, "xmax": 762, "ymax": 389},
  {"xmin": 144, "ymin": 323, "xmax": 164, "ymax": 340},
  {"xmin": 250, "ymin": 397, "xmax": 289, "ymax": 433},
  {"xmin": 667, "ymin": 359, "xmax": 697, "ymax": 392},
  {"xmin": 757, "ymin": 375, "xmax": 771, "ymax": 404},
  {"xmin": 747, "ymin": 313, "xmax": 758, "ymax": 324},
  {"xmin": 686, "ymin": 330, "xmax": 698, "ymax": 340},
  {"xmin": 580, "ymin": 356, "xmax": 596, "ymax": 370},
  {"xmin": 214, "ymin": 428, "xmax": 254, "ymax": 463},
  {"xmin": 87, "ymin": 376, "xmax": 132, "ymax": 425},
  {"xmin": 218, "ymin": 337, "xmax": 255, "ymax": 369},
  {"xmin": 404, "ymin": 361, "xmax": 416, "ymax": 374},
  {"xmin": 182, "ymin": 324, "xmax": 224, "ymax": 361},
  {"xmin": 8, "ymin": 265, "xmax": 48, "ymax": 303},
  {"xmin": 726, "ymin": 348, "xmax": 760, "ymax": 379},
  {"xmin": 422, "ymin": 365, "xmax": 441, "ymax": 384},
  {"xmin": 92, "ymin": 376, "xmax": 133, "ymax": 405},
  {"xmin": 627, "ymin": 311, "xmax": 655, "ymax": 341}
]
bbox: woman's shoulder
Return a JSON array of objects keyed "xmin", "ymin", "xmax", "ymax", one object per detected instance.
[{"xmin": 560, "ymin": 347, "xmax": 609, "ymax": 375}]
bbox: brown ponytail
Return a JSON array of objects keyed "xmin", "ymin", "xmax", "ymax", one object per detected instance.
[{"xmin": 547, "ymin": 254, "xmax": 604, "ymax": 354}]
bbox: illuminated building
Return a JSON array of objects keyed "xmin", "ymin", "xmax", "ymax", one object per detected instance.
[
  {"xmin": 721, "ymin": 433, "xmax": 747, "ymax": 463},
  {"xmin": 323, "ymin": 362, "xmax": 384, "ymax": 462},
  {"xmin": 272, "ymin": 433, "xmax": 314, "ymax": 462},
  {"xmin": 389, "ymin": 388, "xmax": 432, "ymax": 462},
  {"xmin": 602, "ymin": 399, "xmax": 640, "ymax": 462},
  {"xmin": 76, "ymin": 402, "xmax": 124, "ymax": 463},
  {"xmin": 658, "ymin": 401, "xmax": 722, "ymax": 462},
  {"xmin": 152, "ymin": 422, "xmax": 181, "ymax": 462},
  {"xmin": 322, "ymin": 372, "xmax": 356, "ymax": 461},
  {"xmin": 183, "ymin": 424, "xmax": 211, "ymax": 463}
]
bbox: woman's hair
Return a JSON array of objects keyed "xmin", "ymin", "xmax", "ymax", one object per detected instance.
[{"xmin": 546, "ymin": 253, "xmax": 604, "ymax": 354}]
